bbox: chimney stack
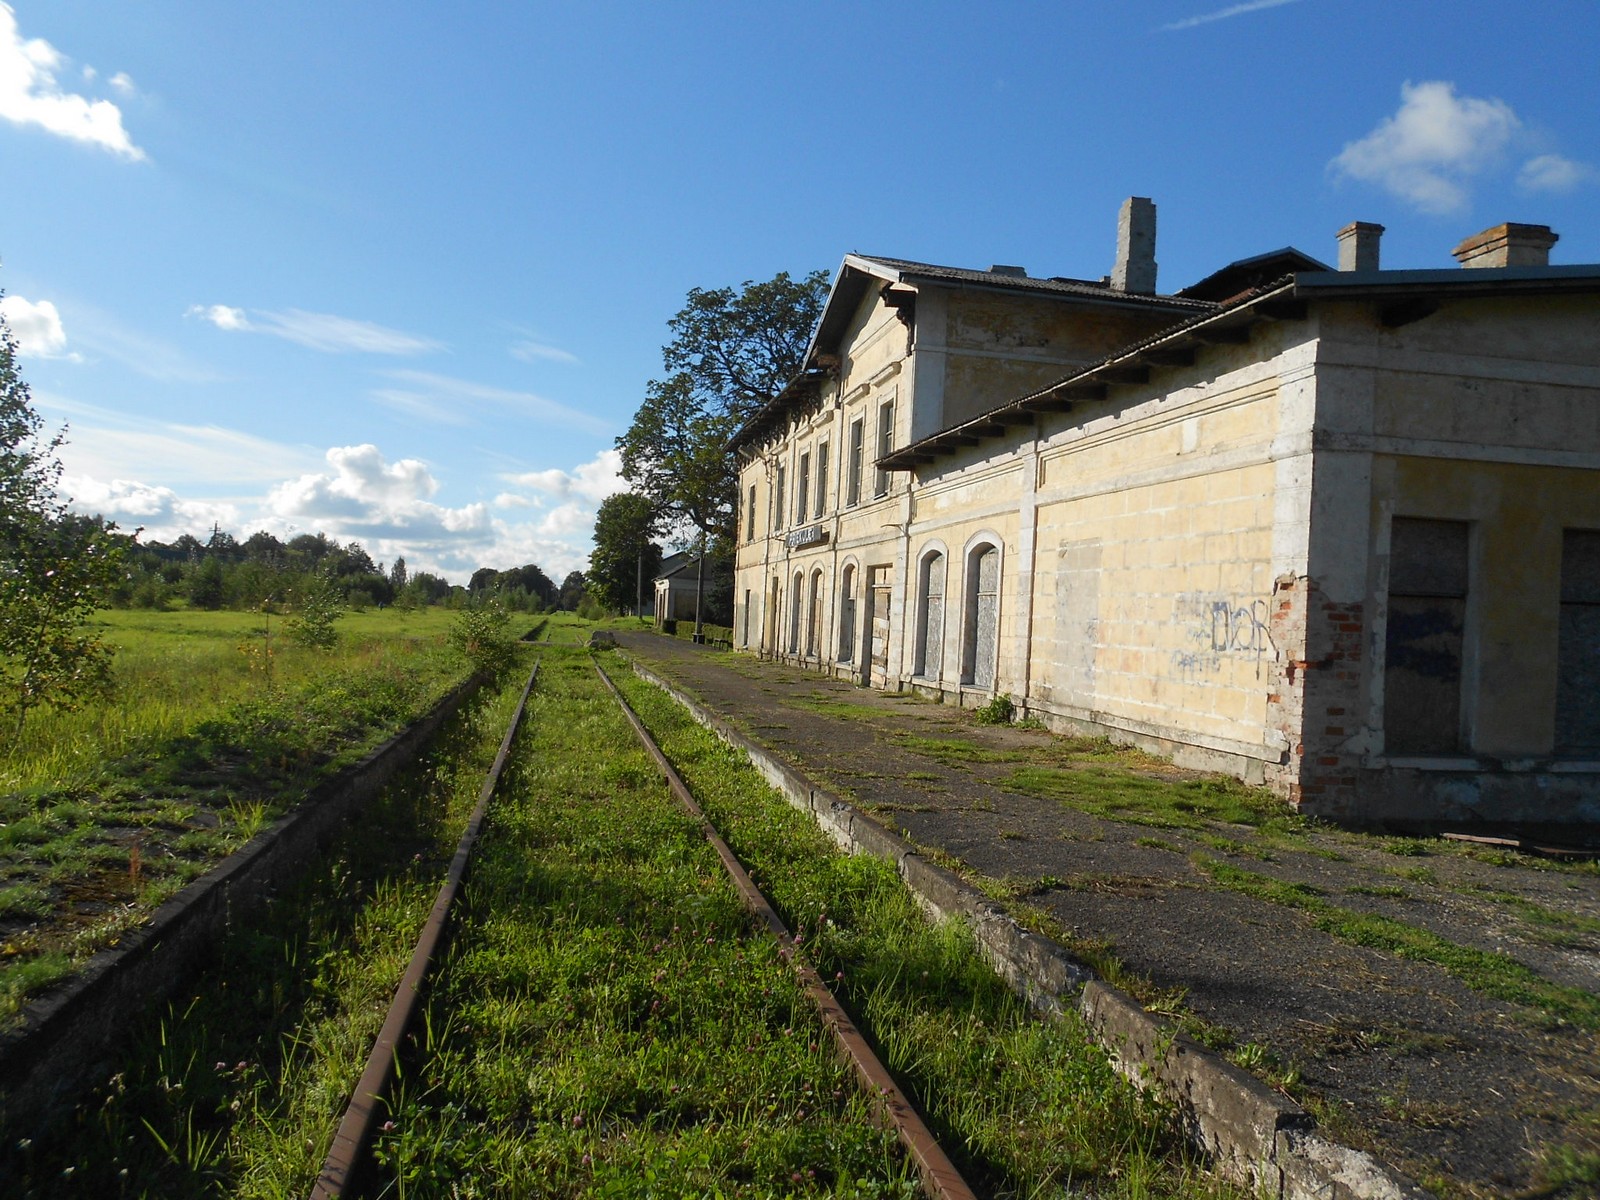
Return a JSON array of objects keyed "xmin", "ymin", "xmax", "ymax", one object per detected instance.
[
  {"xmin": 1337, "ymin": 222, "xmax": 1384, "ymax": 272},
  {"xmin": 1111, "ymin": 197, "xmax": 1157, "ymax": 294},
  {"xmin": 1452, "ymin": 223, "xmax": 1559, "ymax": 269}
]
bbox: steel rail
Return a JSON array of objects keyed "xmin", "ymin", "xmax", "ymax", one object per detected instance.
[
  {"xmin": 310, "ymin": 659, "xmax": 541, "ymax": 1200},
  {"xmin": 593, "ymin": 660, "xmax": 979, "ymax": 1200}
]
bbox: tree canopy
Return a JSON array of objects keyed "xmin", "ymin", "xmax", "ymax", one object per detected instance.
[
  {"xmin": 0, "ymin": 297, "xmax": 125, "ymax": 727},
  {"xmin": 587, "ymin": 492, "xmax": 661, "ymax": 614},
  {"xmin": 617, "ymin": 269, "xmax": 828, "ymax": 545}
]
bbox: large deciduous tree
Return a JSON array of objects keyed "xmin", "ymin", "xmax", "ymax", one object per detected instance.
[
  {"xmin": 587, "ymin": 492, "xmax": 661, "ymax": 615},
  {"xmin": 0, "ymin": 298, "xmax": 126, "ymax": 729},
  {"xmin": 617, "ymin": 269, "xmax": 828, "ymax": 633}
]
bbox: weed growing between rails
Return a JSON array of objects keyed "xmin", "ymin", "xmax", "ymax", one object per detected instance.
[
  {"xmin": 0, "ymin": 609, "xmax": 466, "ymax": 1022},
  {"xmin": 0, "ymin": 658, "xmax": 536, "ymax": 1199},
  {"xmin": 381, "ymin": 648, "xmax": 918, "ymax": 1198},
  {"xmin": 610, "ymin": 668, "xmax": 1242, "ymax": 1200}
]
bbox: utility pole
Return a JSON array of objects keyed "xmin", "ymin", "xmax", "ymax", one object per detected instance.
[
  {"xmin": 692, "ymin": 530, "xmax": 706, "ymax": 643},
  {"xmin": 636, "ymin": 545, "xmax": 644, "ymax": 622}
]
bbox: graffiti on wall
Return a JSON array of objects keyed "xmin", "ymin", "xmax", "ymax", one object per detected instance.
[{"xmin": 1171, "ymin": 593, "xmax": 1275, "ymax": 679}]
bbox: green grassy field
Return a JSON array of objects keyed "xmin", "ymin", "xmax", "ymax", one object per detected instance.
[{"xmin": 0, "ymin": 606, "xmax": 486, "ymax": 1022}]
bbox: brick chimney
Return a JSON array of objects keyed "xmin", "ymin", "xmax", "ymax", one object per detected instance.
[
  {"xmin": 1337, "ymin": 222, "xmax": 1384, "ymax": 272},
  {"xmin": 1452, "ymin": 223, "xmax": 1559, "ymax": 269},
  {"xmin": 1110, "ymin": 197, "xmax": 1157, "ymax": 294}
]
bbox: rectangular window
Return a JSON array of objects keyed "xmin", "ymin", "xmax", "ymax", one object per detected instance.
[
  {"xmin": 1384, "ymin": 518, "xmax": 1469, "ymax": 755},
  {"xmin": 847, "ymin": 419, "xmax": 864, "ymax": 507},
  {"xmin": 746, "ymin": 484, "xmax": 757, "ymax": 542},
  {"xmin": 774, "ymin": 463, "xmax": 786, "ymax": 531},
  {"xmin": 797, "ymin": 452, "xmax": 811, "ymax": 527},
  {"xmin": 1556, "ymin": 529, "xmax": 1600, "ymax": 753},
  {"xmin": 874, "ymin": 400, "xmax": 894, "ymax": 498},
  {"xmin": 814, "ymin": 441, "xmax": 829, "ymax": 518}
]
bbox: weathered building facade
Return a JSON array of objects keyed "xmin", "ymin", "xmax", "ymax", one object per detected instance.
[{"xmin": 731, "ymin": 204, "xmax": 1600, "ymax": 832}]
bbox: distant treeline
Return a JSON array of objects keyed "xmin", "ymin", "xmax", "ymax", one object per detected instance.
[{"xmin": 98, "ymin": 521, "xmax": 591, "ymax": 614}]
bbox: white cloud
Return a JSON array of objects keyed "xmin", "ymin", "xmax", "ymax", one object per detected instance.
[
  {"xmin": 33, "ymin": 391, "xmax": 324, "ymax": 486},
  {"xmin": 374, "ymin": 368, "xmax": 613, "ymax": 434},
  {"xmin": 266, "ymin": 445, "xmax": 492, "ymax": 549},
  {"xmin": 502, "ymin": 447, "xmax": 626, "ymax": 504},
  {"xmin": 0, "ymin": 293, "xmax": 72, "ymax": 358},
  {"xmin": 187, "ymin": 303, "xmax": 250, "ymax": 332},
  {"xmin": 1518, "ymin": 153, "xmax": 1594, "ymax": 195},
  {"xmin": 1160, "ymin": 0, "xmax": 1299, "ymax": 32},
  {"xmin": 509, "ymin": 337, "xmax": 580, "ymax": 365},
  {"xmin": 54, "ymin": 423, "xmax": 618, "ymax": 582},
  {"xmin": 62, "ymin": 475, "xmax": 237, "ymax": 539},
  {"xmin": 107, "ymin": 71, "xmax": 135, "ymax": 97},
  {"xmin": 187, "ymin": 304, "xmax": 442, "ymax": 355},
  {"xmin": 0, "ymin": 3, "xmax": 145, "ymax": 159},
  {"xmin": 1330, "ymin": 81, "xmax": 1521, "ymax": 214}
]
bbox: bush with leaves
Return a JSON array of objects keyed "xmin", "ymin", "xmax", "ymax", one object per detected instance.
[
  {"xmin": 448, "ymin": 600, "xmax": 516, "ymax": 679},
  {"xmin": 284, "ymin": 576, "xmax": 344, "ymax": 650}
]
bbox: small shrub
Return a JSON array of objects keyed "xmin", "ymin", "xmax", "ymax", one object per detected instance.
[
  {"xmin": 449, "ymin": 601, "xmax": 516, "ymax": 679},
  {"xmin": 974, "ymin": 694, "xmax": 1016, "ymax": 725},
  {"xmin": 285, "ymin": 577, "xmax": 344, "ymax": 650}
]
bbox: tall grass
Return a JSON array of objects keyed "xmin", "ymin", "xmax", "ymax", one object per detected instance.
[
  {"xmin": 2, "ymin": 607, "xmax": 459, "ymax": 792},
  {"xmin": 0, "ymin": 665, "xmax": 533, "ymax": 1199},
  {"xmin": 0, "ymin": 607, "xmax": 472, "ymax": 1023}
]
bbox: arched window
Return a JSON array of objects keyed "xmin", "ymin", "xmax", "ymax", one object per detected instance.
[
  {"xmin": 914, "ymin": 550, "xmax": 945, "ymax": 679},
  {"xmin": 806, "ymin": 568, "xmax": 824, "ymax": 658},
  {"xmin": 962, "ymin": 543, "xmax": 1001, "ymax": 688},
  {"xmin": 838, "ymin": 565, "xmax": 857, "ymax": 663},
  {"xmin": 788, "ymin": 571, "xmax": 803, "ymax": 654}
]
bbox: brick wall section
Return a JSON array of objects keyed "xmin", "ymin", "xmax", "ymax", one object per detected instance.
[{"xmin": 1264, "ymin": 574, "xmax": 1366, "ymax": 818}]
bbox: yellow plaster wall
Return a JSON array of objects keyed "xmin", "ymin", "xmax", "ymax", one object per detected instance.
[
  {"xmin": 940, "ymin": 292, "xmax": 1178, "ymax": 426},
  {"xmin": 1028, "ymin": 387, "xmax": 1283, "ymax": 748}
]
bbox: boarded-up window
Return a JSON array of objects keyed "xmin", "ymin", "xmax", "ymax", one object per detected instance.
[
  {"xmin": 797, "ymin": 452, "xmax": 810, "ymax": 526},
  {"xmin": 741, "ymin": 588, "xmax": 751, "ymax": 647},
  {"xmin": 915, "ymin": 551, "xmax": 945, "ymax": 678},
  {"xmin": 806, "ymin": 569, "xmax": 823, "ymax": 657},
  {"xmin": 763, "ymin": 577, "xmax": 779, "ymax": 655},
  {"xmin": 847, "ymin": 420, "xmax": 864, "ymax": 507},
  {"xmin": 1384, "ymin": 518, "xmax": 1468, "ymax": 755},
  {"xmin": 815, "ymin": 441, "xmax": 829, "ymax": 518},
  {"xmin": 838, "ymin": 565, "xmax": 857, "ymax": 663},
  {"xmin": 874, "ymin": 400, "xmax": 893, "ymax": 498},
  {"xmin": 1556, "ymin": 529, "xmax": 1600, "ymax": 753},
  {"xmin": 963, "ymin": 545, "xmax": 1000, "ymax": 689},
  {"xmin": 746, "ymin": 484, "xmax": 758, "ymax": 542},
  {"xmin": 1054, "ymin": 539, "xmax": 1102, "ymax": 704},
  {"xmin": 788, "ymin": 572, "xmax": 803, "ymax": 654},
  {"xmin": 869, "ymin": 566, "xmax": 892, "ymax": 672},
  {"xmin": 774, "ymin": 464, "xmax": 786, "ymax": 531}
]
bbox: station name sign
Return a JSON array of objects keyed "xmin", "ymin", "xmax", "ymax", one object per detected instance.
[{"xmin": 785, "ymin": 524, "xmax": 828, "ymax": 550}]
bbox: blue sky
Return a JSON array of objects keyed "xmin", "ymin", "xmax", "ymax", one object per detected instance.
[{"xmin": 2, "ymin": 1, "xmax": 1596, "ymax": 582}]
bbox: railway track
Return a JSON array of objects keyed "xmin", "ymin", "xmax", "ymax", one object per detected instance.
[
  {"xmin": 312, "ymin": 652, "xmax": 976, "ymax": 1199},
  {"xmin": 7, "ymin": 633, "xmax": 1202, "ymax": 1197}
]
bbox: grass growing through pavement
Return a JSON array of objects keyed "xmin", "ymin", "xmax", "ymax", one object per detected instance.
[
  {"xmin": 1193, "ymin": 856, "xmax": 1600, "ymax": 1030},
  {"xmin": 0, "ymin": 661, "xmax": 535, "ymax": 1199},
  {"xmin": 0, "ymin": 608, "xmax": 473, "ymax": 1024},
  {"xmin": 383, "ymin": 649, "xmax": 917, "ymax": 1197},
  {"xmin": 610, "ymin": 661, "xmax": 1233, "ymax": 1200}
]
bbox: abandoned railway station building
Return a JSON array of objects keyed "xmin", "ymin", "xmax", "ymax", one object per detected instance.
[{"xmin": 729, "ymin": 200, "xmax": 1600, "ymax": 833}]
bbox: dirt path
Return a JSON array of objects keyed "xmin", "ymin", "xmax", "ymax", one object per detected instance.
[{"xmin": 614, "ymin": 632, "xmax": 1600, "ymax": 1200}]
